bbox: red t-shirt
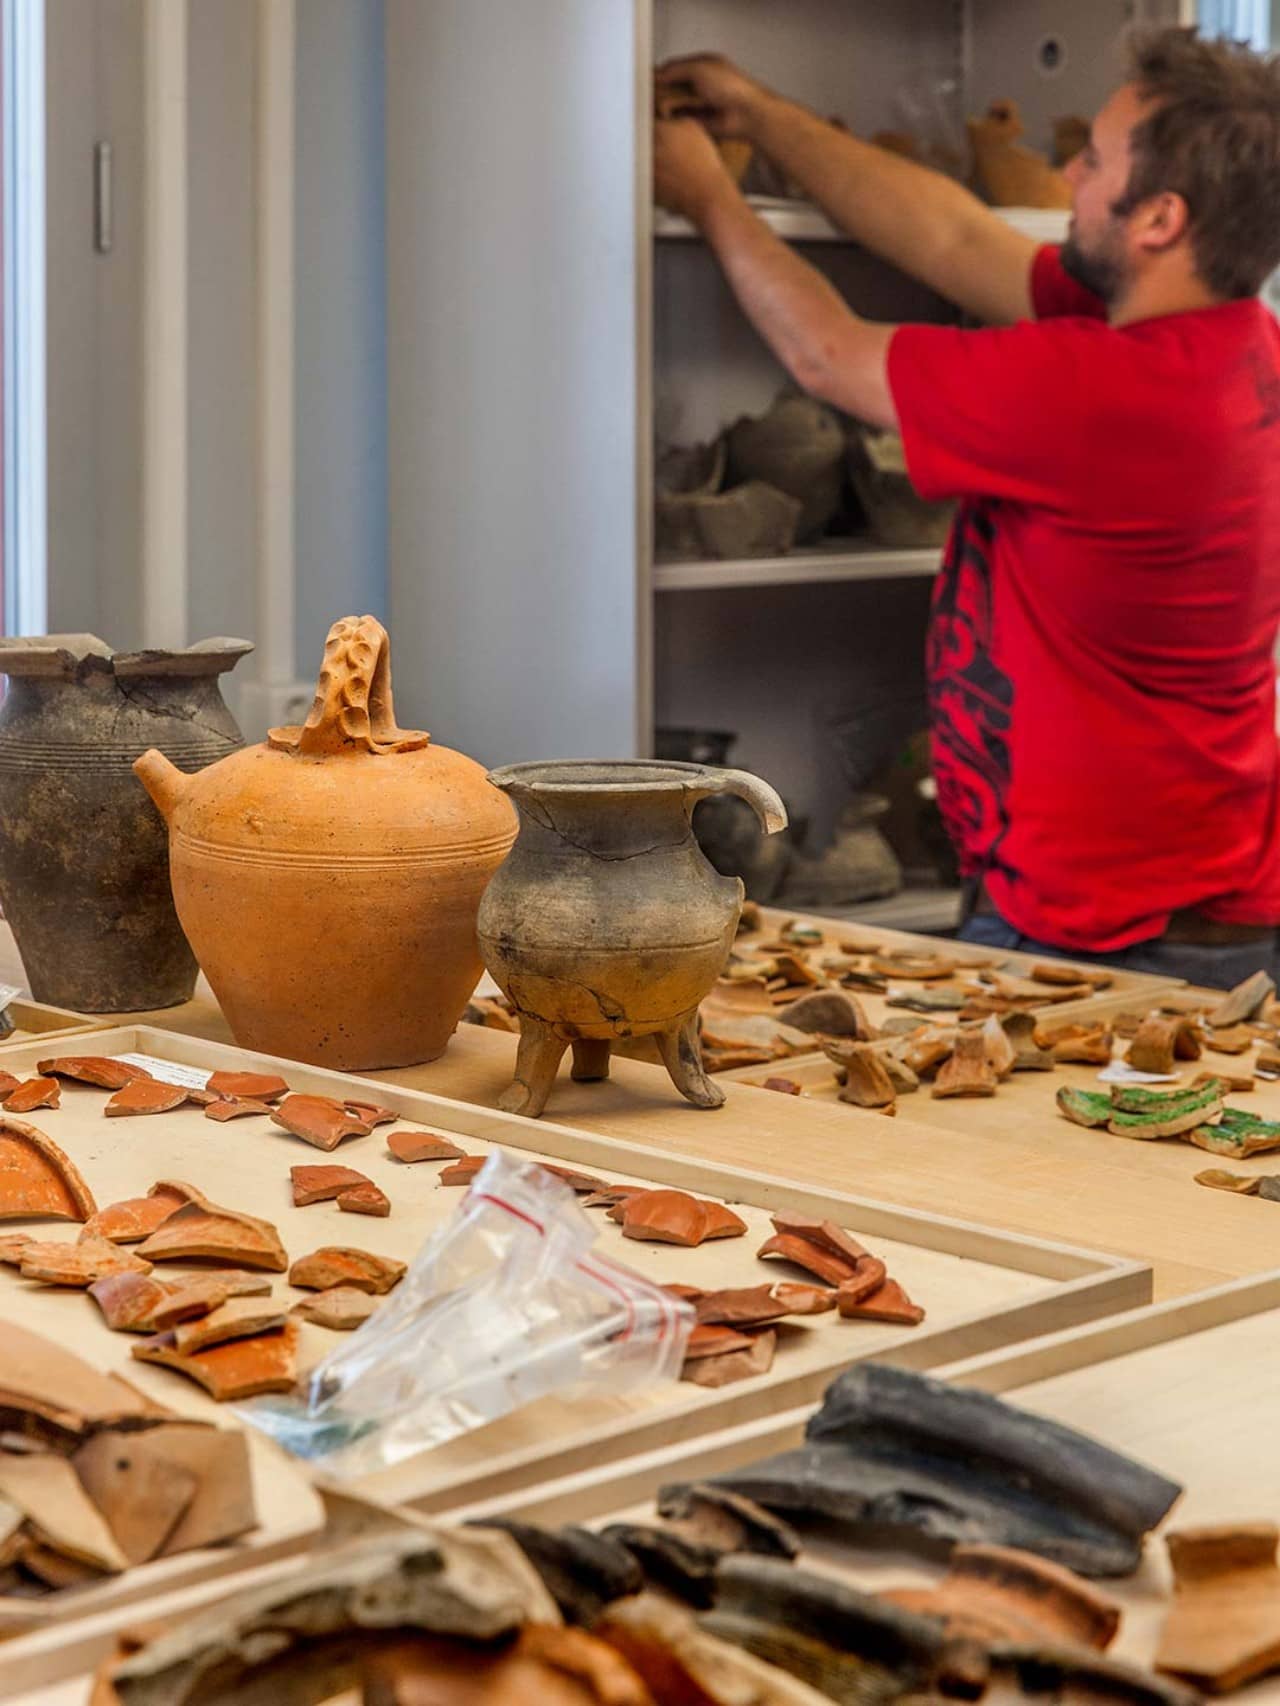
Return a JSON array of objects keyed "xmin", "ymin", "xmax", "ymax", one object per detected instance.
[{"xmin": 887, "ymin": 244, "xmax": 1280, "ymax": 951}]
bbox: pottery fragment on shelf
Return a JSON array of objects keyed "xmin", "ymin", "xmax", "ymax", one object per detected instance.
[
  {"xmin": 148, "ymin": 1272, "xmax": 274, "ymax": 1330},
  {"xmin": 204, "ymin": 1097, "xmax": 276, "ymax": 1122},
  {"xmin": 2, "ymin": 1076, "xmax": 60, "ymax": 1114},
  {"xmin": 36, "ymin": 1055, "xmax": 153, "ymax": 1090},
  {"xmin": 969, "ymin": 98, "xmax": 1073, "ymax": 208},
  {"xmin": 703, "ymin": 1362, "xmax": 1182, "ymax": 1577},
  {"xmin": 132, "ymin": 1317, "xmax": 301, "ymax": 1402},
  {"xmin": 776, "ymin": 988, "xmax": 870, "ymax": 1037},
  {"xmin": 291, "ymin": 1163, "xmax": 377, "ymax": 1207},
  {"xmin": 163, "ymin": 1297, "xmax": 289, "ymax": 1356},
  {"xmin": 687, "ymin": 1281, "xmax": 832, "ymax": 1328},
  {"xmin": 288, "ymin": 1245, "xmax": 407, "ymax": 1295},
  {"xmin": 469, "ymin": 1516, "xmax": 643, "ymax": 1626},
  {"xmin": 1189, "ymin": 1108, "xmax": 1280, "ymax": 1158},
  {"xmin": 1193, "ymin": 1067, "xmax": 1254, "ymax": 1094},
  {"xmin": 1194, "ymin": 1169, "xmax": 1280, "ymax": 1198},
  {"xmin": 702, "ymin": 1553, "xmax": 1194, "ymax": 1706},
  {"xmin": 18, "ymin": 1235, "xmax": 153, "ymax": 1288},
  {"xmin": 981, "ymin": 1013, "xmax": 1017, "ymax": 1080},
  {"xmin": 439, "ymin": 1155, "xmax": 487, "ymax": 1187},
  {"xmin": 1208, "ymin": 970, "xmax": 1276, "ymax": 1029},
  {"xmin": 0, "ymin": 1115, "xmax": 97, "ymax": 1222},
  {"xmin": 683, "ymin": 1323, "xmax": 757, "ymax": 1361},
  {"xmin": 598, "ymin": 1521, "xmax": 725, "ymax": 1608},
  {"xmin": 1045, "ymin": 1022, "xmax": 1115, "ymax": 1065},
  {"xmin": 134, "ymin": 615, "xmax": 518, "ymax": 1071},
  {"xmin": 607, "ymin": 1188, "xmax": 747, "ymax": 1248},
  {"xmin": 726, "ymin": 393, "xmax": 846, "ymax": 543},
  {"xmin": 883, "ymin": 1542, "xmax": 1122, "ymax": 1649},
  {"xmin": 135, "ymin": 1190, "xmax": 288, "ymax": 1272},
  {"xmin": 0, "ymin": 1451, "xmax": 129, "ymax": 1575},
  {"xmin": 88, "ymin": 1525, "xmax": 560, "ymax": 1704},
  {"xmin": 1001, "ymin": 1010, "xmax": 1056, "ymax": 1071},
  {"xmin": 658, "ymin": 478, "xmax": 802, "ymax": 561},
  {"xmin": 477, "ymin": 758, "xmax": 786, "ymax": 1118},
  {"xmin": 104, "ymin": 1079, "xmax": 191, "ymax": 1117},
  {"xmin": 1126, "ymin": 1014, "xmax": 1202, "ymax": 1076},
  {"xmin": 1156, "ymin": 1522, "xmax": 1280, "ymax": 1692},
  {"xmin": 598, "ymin": 1590, "xmax": 835, "ymax": 1706},
  {"xmin": 271, "ymin": 1093, "xmax": 375, "ymax": 1152},
  {"xmin": 831, "ymin": 1041, "xmax": 898, "ymax": 1111},
  {"xmin": 698, "ymin": 1555, "xmax": 958, "ymax": 1701},
  {"xmin": 837, "ymin": 1276, "xmax": 925, "ymax": 1325},
  {"xmin": 655, "ymin": 1483, "xmax": 801, "ymax": 1561},
  {"xmin": 385, "ymin": 1125, "xmax": 471, "ymax": 1166},
  {"xmin": 931, "ymin": 1028, "xmax": 998, "ymax": 1098},
  {"xmin": 79, "ymin": 1180, "xmax": 202, "ymax": 1245},
  {"xmin": 291, "ymin": 1285, "xmax": 380, "ymax": 1331},
  {"xmin": 206, "ymin": 1070, "xmax": 289, "ymax": 1102},
  {"xmin": 89, "ymin": 1271, "xmax": 177, "ymax": 1332},
  {"xmin": 1056, "ymin": 1080, "xmax": 1225, "ymax": 1142},
  {"xmin": 336, "ymin": 1181, "xmax": 391, "ymax": 1218},
  {"xmin": 683, "ymin": 1328, "xmax": 778, "ymax": 1388},
  {"xmin": 0, "ymin": 634, "xmax": 250, "ymax": 1012},
  {"xmin": 0, "ymin": 1323, "xmax": 260, "ymax": 1592}
]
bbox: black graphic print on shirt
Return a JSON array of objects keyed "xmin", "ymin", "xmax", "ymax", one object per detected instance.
[{"xmin": 925, "ymin": 502, "xmax": 1015, "ymax": 882}]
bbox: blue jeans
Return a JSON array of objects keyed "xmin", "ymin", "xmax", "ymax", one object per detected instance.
[{"xmin": 958, "ymin": 911, "xmax": 1277, "ymax": 992}]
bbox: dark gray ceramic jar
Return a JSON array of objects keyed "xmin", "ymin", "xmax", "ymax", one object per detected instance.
[{"xmin": 0, "ymin": 634, "xmax": 252, "ymax": 1011}]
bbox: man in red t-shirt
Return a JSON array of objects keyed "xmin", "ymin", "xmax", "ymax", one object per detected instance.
[{"xmin": 655, "ymin": 29, "xmax": 1280, "ymax": 988}]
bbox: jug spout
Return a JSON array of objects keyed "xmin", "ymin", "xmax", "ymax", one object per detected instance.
[{"xmin": 133, "ymin": 749, "xmax": 188, "ymax": 822}]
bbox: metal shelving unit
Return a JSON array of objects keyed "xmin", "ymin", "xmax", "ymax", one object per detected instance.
[
  {"xmin": 654, "ymin": 542, "xmax": 941, "ymax": 592},
  {"xmin": 655, "ymin": 202, "xmax": 1070, "ymax": 245}
]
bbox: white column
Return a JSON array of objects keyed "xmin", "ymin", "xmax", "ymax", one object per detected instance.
[
  {"xmin": 141, "ymin": 0, "xmax": 187, "ymax": 648},
  {"xmin": 2, "ymin": 0, "xmax": 46, "ymax": 636}
]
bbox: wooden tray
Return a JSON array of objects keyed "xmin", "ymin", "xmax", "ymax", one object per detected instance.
[
  {"xmin": 0, "ymin": 997, "xmax": 106, "ymax": 1053},
  {"xmin": 455, "ymin": 1269, "xmax": 1280, "ymax": 1705},
  {"xmin": 0, "ymin": 1026, "xmax": 1146, "ymax": 1525}
]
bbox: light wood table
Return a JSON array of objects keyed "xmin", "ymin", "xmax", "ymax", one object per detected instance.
[{"xmin": 0, "ymin": 922, "xmax": 1252, "ymax": 1302}]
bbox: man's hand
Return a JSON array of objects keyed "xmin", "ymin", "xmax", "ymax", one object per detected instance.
[
  {"xmin": 655, "ymin": 54, "xmax": 774, "ymax": 141},
  {"xmin": 653, "ymin": 118, "xmax": 734, "ymax": 224}
]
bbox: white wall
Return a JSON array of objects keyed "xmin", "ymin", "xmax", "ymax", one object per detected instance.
[
  {"xmin": 384, "ymin": 0, "xmax": 644, "ymax": 765},
  {"xmin": 45, "ymin": 0, "xmax": 143, "ymax": 644},
  {"xmin": 186, "ymin": 0, "xmax": 256, "ymax": 689},
  {"xmin": 44, "ymin": 0, "xmax": 389, "ymax": 733}
]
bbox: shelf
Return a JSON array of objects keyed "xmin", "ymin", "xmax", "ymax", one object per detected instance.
[
  {"xmin": 653, "ymin": 543, "xmax": 942, "ymax": 592},
  {"xmin": 655, "ymin": 200, "xmax": 1070, "ymax": 246}
]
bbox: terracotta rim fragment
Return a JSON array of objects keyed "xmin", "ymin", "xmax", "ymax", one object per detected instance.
[{"xmin": 0, "ymin": 1115, "xmax": 98, "ymax": 1223}]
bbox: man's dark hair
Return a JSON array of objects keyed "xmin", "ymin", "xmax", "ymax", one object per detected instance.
[{"xmin": 1115, "ymin": 27, "xmax": 1280, "ymax": 298}]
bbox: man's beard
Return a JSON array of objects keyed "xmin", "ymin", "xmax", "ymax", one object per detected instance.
[{"xmin": 1059, "ymin": 224, "xmax": 1127, "ymax": 305}]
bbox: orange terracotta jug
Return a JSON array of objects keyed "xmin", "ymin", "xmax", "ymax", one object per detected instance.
[{"xmin": 134, "ymin": 616, "xmax": 516, "ymax": 1070}]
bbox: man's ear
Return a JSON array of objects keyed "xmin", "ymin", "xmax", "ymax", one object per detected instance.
[{"xmin": 1133, "ymin": 189, "xmax": 1191, "ymax": 255}]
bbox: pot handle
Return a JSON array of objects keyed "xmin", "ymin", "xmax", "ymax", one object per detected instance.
[
  {"xmin": 269, "ymin": 615, "xmax": 430, "ymax": 756},
  {"xmin": 695, "ymin": 768, "xmax": 788, "ymax": 835}
]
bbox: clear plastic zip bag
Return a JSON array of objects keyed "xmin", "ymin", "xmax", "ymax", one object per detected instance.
[{"xmin": 240, "ymin": 1149, "xmax": 694, "ymax": 1478}]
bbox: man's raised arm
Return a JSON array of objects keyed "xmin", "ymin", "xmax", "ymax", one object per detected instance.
[{"xmin": 657, "ymin": 55, "xmax": 1040, "ymax": 327}]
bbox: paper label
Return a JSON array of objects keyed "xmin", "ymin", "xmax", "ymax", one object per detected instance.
[
  {"xmin": 113, "ymin": 1052, "xmax": 212, "ymax": 1090},
  {"xmin": 1097, "ymin": 1061, "xmax": 1179, "ymax": 1085}
]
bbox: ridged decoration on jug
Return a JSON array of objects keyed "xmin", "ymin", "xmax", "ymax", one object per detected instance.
[{"xmin": 135, "ymin": 616, "xmax": 517, "ymax": 862}]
